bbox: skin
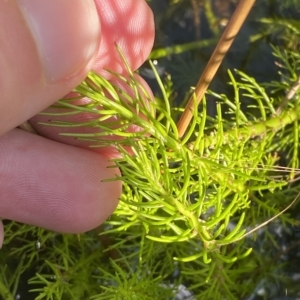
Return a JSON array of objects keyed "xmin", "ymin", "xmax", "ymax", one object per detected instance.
[{"xmin": 0, "ymin": 0, "xmax": 155, "ymax": 247}]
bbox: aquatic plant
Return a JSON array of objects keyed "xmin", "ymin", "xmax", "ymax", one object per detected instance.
[{"xmin": 1, "ymin": 0, "xmax": 300, "ymax": 299}]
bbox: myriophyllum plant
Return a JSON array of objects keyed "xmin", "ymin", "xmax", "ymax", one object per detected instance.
[
  {"xmin": 1, "ymin": 0, "xmax": 300, "ymax": 299},
  {"xmin": 12, "ymin": 45, "xmax": 298, "ymax": 299}
]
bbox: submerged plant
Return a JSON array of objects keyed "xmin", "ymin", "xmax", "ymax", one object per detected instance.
[{"xmin": 1, "ymin": 0, "xmax": 300, "ymax": 299}]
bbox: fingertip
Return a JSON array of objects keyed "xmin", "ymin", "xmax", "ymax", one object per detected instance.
[
  {"xmin": 0, "ymin": 0, "xmax": 101, "ymax": 135},
  {"xmin": 52, "ymin": 163, "xmax": 122, "ymax": 234},
  {"xmin": 93, "ymin": 0, "xmax": 155, "ymax": 77},
  {"xmin": 0, "ymin": 129, "xmax": 121, "ymax": 234},
  {"xmin": 61, "ymin": 181, "xmax": 122, "ymax": 234}
]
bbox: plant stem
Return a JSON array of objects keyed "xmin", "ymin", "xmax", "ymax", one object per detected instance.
[
  {"xmin": 200, "ymin": 106, "xmax": 300, "ymax": 149},
  {"xmin": 177, "ymin": 0, "xmax": 257, "ymax": 138},
  {"xmin": 0, "ymin": 281, "xmax": 14, "ymax": 300}
]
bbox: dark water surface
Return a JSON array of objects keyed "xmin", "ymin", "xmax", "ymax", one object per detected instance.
[{"xmin": 143, "ymin": 0, "xmax": 299, "ymax": 109}]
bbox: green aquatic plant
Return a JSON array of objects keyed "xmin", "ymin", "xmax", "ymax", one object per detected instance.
[
  {"xmin": 1, "ymin": 1, "xmax": 300, "ymax": 299},
  {"xmin": 1, "ymin": 44, "xmax": 300, "ymax": 299}
]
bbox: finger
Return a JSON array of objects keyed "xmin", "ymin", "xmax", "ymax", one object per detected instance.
[
  {"xmin": 93, "ymin": 0, "xmax": 155, "ymax": 78},
  {"xmin": 0, "ymin": 129, "xmax": 121, "ymax": 233},
  {"xmin": 29, "ymin": 74, "xmax": 154, "ymax": 158},
  {"xmin": 0, "ymin": 0, "xmax": 101, "ymax": 135}
]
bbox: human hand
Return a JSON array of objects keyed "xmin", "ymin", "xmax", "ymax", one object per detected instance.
[{"xmin": 0, "ymin": 0, "xmax": 154, "ymax": 247}]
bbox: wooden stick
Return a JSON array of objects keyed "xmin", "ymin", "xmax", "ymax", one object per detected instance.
[{"xmin": 177, "ymin": 0, "xmax": 257, "ymax": 138}]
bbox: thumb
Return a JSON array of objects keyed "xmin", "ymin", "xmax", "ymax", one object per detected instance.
[{"xmin": 0, "ymin": 0, "xmax": 101, "ymax": 135}]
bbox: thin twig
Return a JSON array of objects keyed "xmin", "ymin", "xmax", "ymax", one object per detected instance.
[
  {"xmin": 276, "ymin": 75, "xmax": 300, "ymax": 115},
  {"xmin": 236, "ymin": 191, "xmax": 300, "ymax": 242},
  {"xmin": 177, "ymin": 0, "xmax": 257, "ymax": 138}
]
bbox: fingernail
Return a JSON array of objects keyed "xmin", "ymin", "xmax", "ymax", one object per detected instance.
[{"xmin": 17, "ymin": 0, "xmax": 101, "ymax": 82}]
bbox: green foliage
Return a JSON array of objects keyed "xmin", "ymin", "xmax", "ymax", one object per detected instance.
[
  {"xmin": 2, "ymin": 2, "xmax": 300, "ymax": 299},
  {"xmin": 2, "ymin": 43, "xmax": 300, "ymax": 299}
]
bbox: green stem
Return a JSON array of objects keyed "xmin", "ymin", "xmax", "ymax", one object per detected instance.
[
  {"xmin": 0, "ymin": 280, "xmax": 13, "ymax": 300},
  {"xmin": 201, "ymin": 106, "xmax": 300, "ymax": 148}
]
